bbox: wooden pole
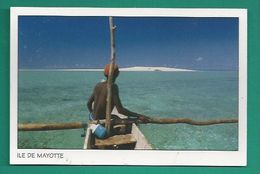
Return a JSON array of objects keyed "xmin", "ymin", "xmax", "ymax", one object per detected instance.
[
  {"xmin": 18, "ymin": 118, "xmax": 238, "ymax": 131},
  {"xmin": 105, "ymin": 17, "xmax": 116, "ymax": 135},
  {"xmin": 147, "ymin": 117, "xmax": 238, "ymax": 125},
  {"xmin": 18, "ymin": 122, "xmax": 87, "ymax": 131}
]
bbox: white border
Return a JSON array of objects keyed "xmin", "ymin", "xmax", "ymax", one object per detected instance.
[{"xmin": 10, "ymin": 7, "xmax": 247, "ymax": 166}]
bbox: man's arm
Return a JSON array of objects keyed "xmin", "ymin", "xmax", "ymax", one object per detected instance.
[
  {"xmin": 87, "ymin": 93, "xmax": 94, "ymax": 113},
  {"xmin": 113, "ymin": 84, "xmax": 142, "ymax": 118}
]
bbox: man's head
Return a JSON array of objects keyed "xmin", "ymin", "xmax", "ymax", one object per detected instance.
[{"xmin": 104, "ymin": 63, "xmax": 120, "ymax": 80}]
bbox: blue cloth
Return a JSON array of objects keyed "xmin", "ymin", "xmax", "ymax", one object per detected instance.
[
  {"xmin": 94, "ymin": 124, "xmax": 107, "ymax": 139},
  {"xmin": 89, "ymin": 113, "xmax": 107, "ymax": 139}
]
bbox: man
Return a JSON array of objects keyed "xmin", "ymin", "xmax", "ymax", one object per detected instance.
[{"xmin": 87, "ymin": 64, "xmax": 150, "ymax": 122}]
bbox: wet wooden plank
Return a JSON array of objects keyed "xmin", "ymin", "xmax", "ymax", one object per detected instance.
[{"xmin": 95, "ymin": 134, "xmax": 137, "ymax": 148}]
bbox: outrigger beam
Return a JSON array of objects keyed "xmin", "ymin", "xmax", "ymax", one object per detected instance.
[{"xmin": 18, "ymin": 118, "xmax": 238, "ymax": 131}]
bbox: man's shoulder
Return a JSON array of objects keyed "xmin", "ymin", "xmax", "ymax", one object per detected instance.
[
  {"xmin": 112, "ymin": 83, "xmax": 119, "ymax": 91},
  {"xmin": 112, "ymin": 83, "xmax": 118, "ymax": 87},
  {"xmin": 95, "ymin": 81, "xmax": 106, "ymax": 89},
  {"xmin": 95, "ymin": 82, "xmax": 118, "ymax": 90}
]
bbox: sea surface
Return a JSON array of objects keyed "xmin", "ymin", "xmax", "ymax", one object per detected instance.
[{"xmin": 18, "ymin": 70, "xmax": 238, "ymax": 150}]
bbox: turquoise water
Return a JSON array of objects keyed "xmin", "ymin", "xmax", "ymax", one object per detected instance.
[{"xmin": 18, "ymin": 70, "xmax": 238, "ymax": 150}]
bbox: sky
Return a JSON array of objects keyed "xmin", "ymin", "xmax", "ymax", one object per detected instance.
[{"xmin": 18, "ymin": 16, "xmax": 238, "ymax": 70}]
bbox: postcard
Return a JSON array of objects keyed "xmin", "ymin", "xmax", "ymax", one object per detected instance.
[{"xmin": 10, "ymin": 7, "xmax": 247, "ymax": 165}]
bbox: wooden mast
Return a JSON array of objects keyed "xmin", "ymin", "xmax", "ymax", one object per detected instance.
[{"xmin": 105, "ymin": 17, "xmax": 116, "ymax": 135}]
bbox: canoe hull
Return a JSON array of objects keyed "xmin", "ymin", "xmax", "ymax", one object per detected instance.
[{"xmin": 83, "ymin": 123, "xmax": 152, "ymax": 150}]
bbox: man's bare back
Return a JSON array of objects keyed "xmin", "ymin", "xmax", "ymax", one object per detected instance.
[
  {"xmin": 87, "ymin": 64, "xmax": 150, "ymax": 122},
  {"xmin": 87, "ymin": 81, "xmax": 143, "ymax": 120},
  {"xmin": 87, "ymin": 82, "xmax": 114, "ymax": 120}
]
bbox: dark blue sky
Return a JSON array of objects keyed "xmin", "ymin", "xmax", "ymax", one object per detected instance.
[{"xmin": 18, "ymin": 16, "xmax": 238, "ymax": 70}]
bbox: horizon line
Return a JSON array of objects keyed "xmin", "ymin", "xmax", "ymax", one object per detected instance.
[{"xmin": 18, "ymin": 68, "xmax": 237, "ymax": 72}]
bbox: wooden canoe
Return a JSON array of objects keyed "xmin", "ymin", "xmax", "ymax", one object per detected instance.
[
  {"xmin": 83, "ymin": 122, "xmax": 152, "ymax": 150},
  {"xmin": 83, "ymin": 109, "xmax": 152, "ymax": 150}
]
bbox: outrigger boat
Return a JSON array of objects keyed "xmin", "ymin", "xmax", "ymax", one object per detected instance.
[
  {"xmin": 83, "ymin": 109, "xmax": 153, "ymax": 150},
  {"xmin": 83, "ymin": 122, "xmax": 152, "ymax": 150},
  {"xmin": 81, "ymin": 17, "xmax": 153, "ymax": 150}
]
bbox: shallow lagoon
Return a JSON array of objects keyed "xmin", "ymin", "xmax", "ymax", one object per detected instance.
[{"xmin": 18, "ymin": 71, "xmax": 238, "ymax": 150}]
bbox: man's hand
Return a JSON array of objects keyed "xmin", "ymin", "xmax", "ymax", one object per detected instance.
[{"xmin": 138, "ymin": 115, "xmax": 151, "ymax": 123}]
